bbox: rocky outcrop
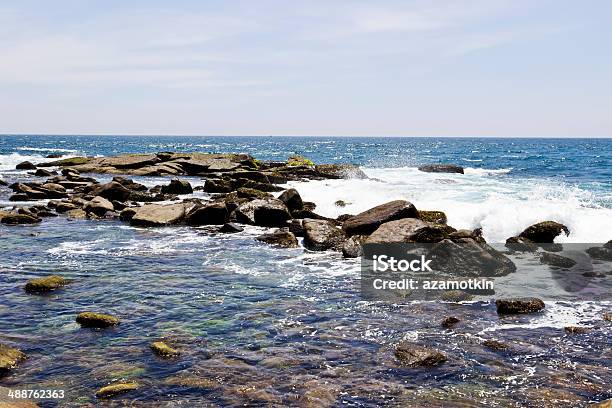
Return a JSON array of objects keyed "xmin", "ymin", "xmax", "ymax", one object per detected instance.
[
  {"xmin": 315, "ymin": 164, "xmax": 368, "ymax": 179},
  {"xmin": 495, "ymin": 298, "xmax": 545, "ymax": 314},
  {"xmin": 0, "ymin": 343, "xmax": 26, "ymax": 374},
  {"xmin": 256, "ymin": 229, "xmax": 299, "ymax": 248},
  {"xmin": 540, "ymin": 252, "xmax": 577, "ymax": 268},
  {"xmin": 429, "ymin": 238, "xmax": 517, "ymax": 277},
  {"xmin": 24, "ymin": 275, "xmax": 69, "ymax": 293},
  {"xmin": 95, "ymin": 382, "xmax": 139, "ymax": 399},
  {"xmin": 186, "ymin": 203, "xmax": 228, "ymax": 225},
  {"xmin": 343, "ymin": 200, "xmax": 419, "ymax": 236},
  {"xmin": 303, "ymin": 219, "xmax": 346, "ymax": 251},
  {"xmin": 394, "ymin": 342, "xmax": 447, "ymax": 367},
  {"xmin": 236, "ymin": 187, "xmax": 272, "ymax": 200},
  {"xmin": 76, "ymin": 312, "xmax": 120, "ymax": 328},
  {"xmin": 417, "ymin": 164, "xmax": 464, "ymax": 174},
  {"xmin": 518, "ymin": 221, "xmax": 569, "ymax": 243},
  {"xmin": 161, "ymin": 179, "xmax": 193, "ymax": 195},
  {"xmin": 586, "ymin": 244, "xmax": 612, "ymax": 261},
  {"xmin": 130, "ymin": 203, "xmax": 189, "ymax": 227}
]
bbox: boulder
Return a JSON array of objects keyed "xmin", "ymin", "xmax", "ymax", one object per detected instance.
[
  {"xmin": 76, "ymin": 312, "xmax": 120, "ymax": 328},
  {"xmin": 441, "ymin": 316, "xmax": 460, "ymax": 328},
  {"xmin": 55, "ymin": 202, "xmax": 79, "ymax": 213},
  {"xmin": 161, "ymin": 179, "xmax": 193, "ymax": 195},
  {"xmin": 0, "ymin": 213, "xmax": 41, "ymax": 225},
  {"xmin": 417, "ymin": 164, "xmax": 464, "ymax": 174},
  {"xmin": 256, "ymin": 229, "xmax": 299, "ymax": 248},
  {"xmin": 204, "ymin": 179, "xmax": 233, "ymax": 193},
  {"xmin": 342, "ymin": 235, "xmax": 367, "ymax": 258},
  {"xmin": 564, "ymin": 326, "xmax": 591, "ymax": 335},
  {"xmin": 112, "ymin": 176, "xmax": 147, "ymax": 191},
  {"xmin": 119, "ymin": 207, "xmax": 137, "ymax": 222},
  {"xmin": 91, "ymin": 182, "xmax": 132, "ymax": 202},
  {"xmin": 343, "ymin": 200, "xmax": 418, "ymax": 236},
  {"xmin": 24, "ymin": 275, "xmax": 68, "ymax": 293},
  {"xmin": 186, "ymin": 203, "xmax": 228, "ymax": 225},
  {"xmin": 429, "ymin": 238, "xmax": 517, "ymax": 277},
  {"xmin": 288, "ymin": 219, "xmax": 304, "ymax": 237},
  {"xmin": 278, "ymin": 188, "xmax": 303, "ymax": 212},
  {"xmin": 37, "ymin": 156, "xmax": 91, "ymax": 167},
  {"xmin": 16, "ymin": 161, "xmax": 36, "ymax": 170},
  {"xmin": 0, "ymin": 343, "xmax": 26, "ymax": 374},
  {"xmin": 130, "ymin": 203, "xmax": 188, "ymax": 227},
  {"xmin": 315, "ymin": 164, "xmax": 368, "ymax": 179},
  {"xmin": 540, "ymin": 252, "xmax": 577, "ymax": 268},
  {"xmin": 495, "ymin": 298, "xmax": 545, "ymax": 314},
  {"xmin": 150, "ymin": 341, "xmax": 180, "ymax": 358},
  {"xmin": 95, "ymin": 382, "xmax": 139, "ymax": 399},
  {"xmin": 85, "ymin": 196, "xmax": 114, "ymax": 216},
  {"xmin": 586, "ymin": 245, "xmax": 612, "ymax": 261},
  {"xmin": 235, "ymin": 198, "xmax": 291, "ymax": 227},
  {"xmin": 505, "ymin": 236, "xmax": 538, "ymax": 252},
  {"xmin": 65, "ymin": 209, "xmax": 87, "ymax": 219},
  {"xmin": 9, "ymin": 193, "xmax": 29, "ymax": 201},
  {"xmin": 219, "ymin": 223, "xmax": 243, "ymax": 233},
  {"xmin": 519, "ymin": 221, "xmax": 570, "ymax": 243},
  {"xmin": 100, "ymin": 153, "xmax": 159, "ymax": 169},
  {"xmin": 364, "ymin": 218, "xmax": 429, "ymax": 244},
  {"xmin": 34, "ymin": 168, "xmax": 54, "ymax": 177},
  {"xmin": 236, "ymin": 187, "xmax": 272, "ymax": 199},
  {"xmin": 0, "ymin": 179, "xmax": 7, "ymax": 186},
  {"xmin": 418, "ymin": 210, "xmax": 447, "ymax": 224},
  {"xmin": 394, "ymin": 341, "xmax": 447, "ymax": 367},
  {"xmin": 303, "ymin": 219, "xmax": 346, "ymax": 251}
]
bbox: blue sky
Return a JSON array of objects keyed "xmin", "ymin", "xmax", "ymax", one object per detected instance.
[{"xmin": 1, "ymin": 0, "xmax": 610, "ymax": 136}]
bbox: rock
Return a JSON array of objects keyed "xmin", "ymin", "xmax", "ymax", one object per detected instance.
[
  {"xmin": 112, "ymin": 176, "xmax": 147, "ymax": 191},
  {"xmin": 364, "ymin": 218, "xmax": 429, "ymax": 244},
  {"xmin": 186, "ymin": 203, "xmax": 228, "ymax": 225},
  {"xmin": 219, "ymin": 223, "xmax": 243, "ymax": 233},
  {"xmin": 84, "ymin": 196, "xmax": 114, "ymax": 216},
  {"xmin": 66, "ymin": 209, "xmax": 87, "ymax": 219},
  {"xmin": 235, "ymin": 198, "xmax": 291, "ymax": 227},
  {"xmin": 0, "ymin": 179, "xmax": 7, "ymax": 186},
  {"xmin": 161, "ymin": 179, "xmax": 193, "ymax": 195},
  {"xmin": 342, "ymin": 235, "xmax": 367, "ymax": 258},
  {"xmin": 288, "ymin": 219, "xmax": 304, "ymax": 237},
  {"xmin": 256, "ymin": 229, "xmax": 298, "ymax": 248},
  {"xmin": 505, "ymin": 236, "xmax": 538, "ymax": 252},
  {"xmin": 315, "ymin": 163, "xmax": 368, "ymax": 179},
  {"xmin": 483, "ymin": 340, "xmax": 509, "ymax": 351},
  {"xmin": 417, "ymin": 164, "xmax": 464, "ymax": 174},
  {"xmin": 603, "ymin": 312, "xmax": 612, "ymax": 322},
  {"xmin": 418, "ymin": 210, "xmax": 447, "ymax": 224},
  {"xmin": 278, "ymin": 188, "xmax": 303, "ymax": 212},
  {"xmin": 429, "ymin": 238, "xmax": 517, "ymax": 277},
  {"xmin": 0, "ymin": 343, "xmax": 26, "ymax": 374},
  {"xmin": 394, "ymin": 341, "xmax": 447, "ymax": 367},
  {"xmin": 150, "ymin": 341, "xmax": 180, "ymax": 358},
  {"xmin": 343, "ymin": 200, "xmax": 419, "ymax": 236},
  {"xmin": 334, "ymin": 200, "xmax": 347, "ymax": 207},
  {"xmin": 119, "ymin": 207, "xmax": 137, "ymax": 221},
  {"xmin": 100, "ymin": 153, "xmax": 159, "ymax": 169},
  {"xmin": 8, "ymin": 194, "xmax": 29, "ymax": 201},
  {"xmin": 564, "ymin": 326, "xmax": 591, "ymax": 334},
  {"xmin": 95, "ymin": 382, "xmax": 139, "ymax": 399},
  {"xmin": 287, "ymin": 155, "xmax": 314, "ymax": 167},
  {"xmin": 495, "ymin": 298, "xmax": 545, "ymax": 314},
  {"xmin": 441, "ymin": 316, "xmax": 460, "ymax": 328},
  {"xmin": 440, "ymin": 290, "xmax": 474, "ymax": 302},
  {"xmin": 303, "ymin": 219, "xmax": 346, "ymax": 251},
  {"xmin": 0, "ymin": 213, "xmax": 41, "ymax": 225},
  {"xmin": 38, "ymin": 156, "xmax": 91, "ymax": 167},
  {"xmin": 237, "ymin": 179, "xmax": 283, "ymax": 192},
  {"xmin": 16, "ymin": 161, "xmax": 36, "ymax": 170},
  {"xmin": 91, "ymin": 182, "xmax": 132, "ymax": 202},
  {"xmin": 586, "ymin": 245, "xmax": 612, "ymax": 261},
  {"xmin": 130, "ymin": 203, "xmax": 188, "ymax": 227},
  {"xmin": 204, "ymin": 179, "xmax": 233, "ymax": 193},
  {"xmin": 590, "ymin": 399, "xmax": 612, "ymax": 408},
  {"xmin": 236, "ymin": 187, "xmax": 272, "ymax": 199},
  {"xmin": 540, "ymin": 252, "xmax": 576, "ymax": 268},
  {"xmin": 34, "ymin": 168, "xmax": 54, "ymax": 177},
  {"xmin": 76, "ymin": 312, "xmax": 120, "ymax": 328},
  {"xmin": 519, "ymin": 221, "xmax": 570, "ymax": 243},
  {"xmin": 24, "ymin": 275, "xmax": 68, "ymax": 293}
]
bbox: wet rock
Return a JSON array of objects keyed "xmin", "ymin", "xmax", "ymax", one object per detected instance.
[
  {"xmin": 24, "ymin": 275, "xmax": 68, "ymax": 293},
  {"xmin": 236, "ymin": 187, "xmax": 272, "ymax": 199},
  {"xmin": 495, "ymin": 297, "xmax": 545, "ymax": 314},
  {"xmin": 66, "ymin": 209, "xmax": 87, "ymax": 219},
  {"xmin": 440, "ymin": 290, "xmax": 474, "ymax": 302},
  {"xmin": 297, "ymin": 379, "xmax": 339, "ymax": 407},
  {"xmin": 278, "ymin": 188, "xmax": 303, "ymax": 212},
  {"xmin": 161, "ymin": 178, "xmax": 193, "ymax": 195},
  {"xmin": 0, "ymin": 343, "xmax": 26, "ymax": 375},
  {"xmin": 0, "ymin": 213, "xmax": 41, "ymax": 225},
  {"xmin": 186, "ymin": 203, "xmax": 228, "ymax": 225},
  {"xmin": 76, "ymin": 312, "xmax": 120, "ymax": 328},
  {"xmin": 84, "ymin": 196, "xmax": 114, "ymax": 216},
  {"xmin": 336, "ymin": 214, "xmax": 353, "ymax": 223},
  {"xmin": 8, "ymin": 193, "xmax": 29, "ymax": 201},
  {"xmin": 112, "ymin": 176, "xmax": 147, "ymax": 191},
  {"xmin": 235, "ymin": 198, "xmax": 290, "ymax": 227},
  {"xmin": 519, "ymin": 221, "xmax": 570, "ymax": 243},
  {"xmin": 204, "ymin": 179, "xmax": 233, "ymax": 193},
  {"xmin": 219, "ymin": 223, "xmax": 243, "ymax": 233},
  {"xmin": 101, "ymin": 153, "xmax": 160, "ymax": 169},
  {"xmin": 34, "ymin": 168, "xmax": 54, "ymax": 177},
  {"xmin": 315, "ymin": 163, "xmax": 367, "ymax": 179},
  {"xmin": 342, "ymin": 234, "xmax": 367, "ymax": 258},
  {"xmin": 119, "ymin": 207, "xmax": 137, "ymax": 222},
  {"xmin": 429, "ymin": 238, "xmax": 516, "ymax": 277},
  {"xmin": 586, "ymin": 245, "xmax": 612, "ymax": 261},
  {"xmin": 130, "ymin": 203, "xmax": 188, "ymax": 227},
  {"xmin": 287, "ymin": 155, "xmax": 314, "ymax": 167},
  {"xmin": 364, "ymin": 218, "xmax": 428, "ymax": 244},
  {"xmin": 343, "ymin": 200, "xmax": 419, "ymax": 236},
  {"xmin": 564, "ymin": 326, "xmax": 591, "ymax": 334},
  {"xmin": 238, "ymin": 179, "xmax": 283, "ymax": 192},
  {"xmin": 16, "ymin": 161, "xmax": 36, "ymax": 170},
  {"xmin": 95, "ymin": 382, "xmax": 139, "ymax": 399},
  {"xmin": 38, "ymin": 156, "xmax": 91, "ymax": 167},
  {"xmin": 394, "ymin": 341, "xmax": 447, "ymax": 367},
  {"xmin": 418, "ymin": 210, "xmax": 448, "ymax": 224},
  {"xmin": 288, "ymin": 219, "xmax": 304, "ymax": 237},
  {"xmin": 505, "ymin": 236, "xmax": 538, "ymax": 252},
  {"xmin": 540, "ymin": 252, "xmax": 576, "ymax": 268},
  {"xmin": 303, "ymin": 219, "xmax": 346, "ymax": 251},
  {"xmin": 483, "ymin": 340, "xmax": 509, "ymax": 351},
  {"xmin": 256, "ymin": 229, "xmax": 298, "ymax": 248},
  {"xmin": 91, "ymin": 181, "xmax": 132, "ymax": 202},
  {"xmin": 150, "ymin": 341, "xmax": 180, "ymax": 358},
  {"xmin": 0, "ymin": 179, "xmax": 7, "ymax": 186},
  {"xmin": 441, "ymin": 316, "xmax": 460, "ymax": 328},
  {"xmin": 417, "ymin": 164, "xmax": 464, "ymax": 174}
]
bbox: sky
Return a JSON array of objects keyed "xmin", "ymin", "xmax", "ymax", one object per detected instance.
[{"xmin": 0, "ymin": 0, "xmax": 611, "ymax": 137}]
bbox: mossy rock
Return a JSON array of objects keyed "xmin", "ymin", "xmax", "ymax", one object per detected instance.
[
  {"xmin": 236, "ymin": 187, "xmax": 272, "ymax": 199},
  {"xmin": 40, "ymin": 157, "xmax": 91, "ymax": 167},
  {"xmin": 95, "ymin": 382, "xmax": 139, "ymax": 399},
  {"xmin": 76, "ymin": 312, "xmax": 120, "ymax": 328},
  {"xmin": 287, "ymin": 155, "xmax": 314, "ymax": 167},
  {"xmin": 418, "ymin": 210, "xmax": 447, "ymax": 224},
  {"xmin": 150, "ymin": 341, "xmax": 180, "ymax": 358},
  {"xmin": 0, "ymin": 343, "xmax": 26, "ymax": 373},
  {"xmin": 24, "ymin": 275, "xmax": 69, "ymax": 294}
]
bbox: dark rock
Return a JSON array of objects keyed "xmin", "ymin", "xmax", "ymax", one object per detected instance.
[
  {"xmin": 441, "ymin": 316, "xmax": 460, "ymax": 328},
  {"xmin": 278, "ymin": 188, "xmax": 303, "ymax": 212},
  {"xmin": 236, "ymin": 187, "xmax": 272, "ymax": 199},
  {"xmin": 495, "ymin": 297, "xmax": 545, "ymax": 314},
  {"xmin": 130, "ymin": 203, "xmax": 188, "ymax": 227},
  {"xmin": 186, "ymin": 203, "xmax": 228, "ymax": 225},
  {"xmin": 519, "ymin": 221, "xmax": 570, "ymax": 243},
  {"xmin": 111, "ymin": 200, "xmax": 127, "ymax": 211},
  {"xmin": 0, "ymin": 343, "xmax": 26, "ymax": 374},
  {"xmin": 440, "ymin": 290, "xmax": 474, "ymax": 302},
  {"xmin": 84, "ymin": 196, "xmax": 114, "ymax": 216},
  {"xmin": 343, "ymin": 200, "xmax": 419, "ymax": 236},
  {"xmin": 417, "ymin": 164, "xmax": 464, "ymax": 174},
  {"xmin": 112, "ymin": 176, "xmax": 147, "ymax": 191},
  {"xmin": 91, "ymin": 182, "xmax": 132, "ymax": 202},
  {"xmin": 119, "ymin": 207, "xmax": 137, "ymax": 221},
  {"xmin": 219, "ymin": 223, "xmax": 243, "ymax": 233},
  {"xmin": 288, "ymin": 219, "xmax": 304, "ymax": 237},
  {"xmin": 342, "ymin": 235, "xmax": 367, "ymax": 258},
  {"xmin": 586, "ymin": 245, "xmax": 612, "ymax": 261},
  {"xmin": 24, "ymin": 275, "xmax": 69, "ymax": 293},
  {"xmin": 256, "ymin": 229, "xmax": 299, "ymax": 248},
  {"xmin": 16, "ymin": 161, "xmax": 36, "ymax": 170},
  {"xmin": 564, "ymin": 326, "xmax": 591, "ymax": 334},
  {"xmin": 364, "ymin": 218, "xmax": 429, "ymax": 244},
  {"xmin": 76, "ymin": 312, "xmax": 120, "ymax": 328},
  {"xmin": 55, "ymin": 202, "xmax": 79, "ymax": 213},
  {"xmin": 336, "ymin": 214, "xmax": 353, "ymax": 223},
  {"xmin": 204, "ymin": 179, "xmax": 233, "ymax": 193},
  {"xmin": 334, "ymin": 200, "xmax": 347, "ymax": 207},
  {"xmin": 9, "ymin": 193, "xmax": 29, "ymax": 201},
  {"xmin": 394, "ymin": 342, "xmax": 447, "ymax": 367},
  {"xmin": 540, "ymin": 252, "xmax": 576, "ymax": 268},
  {"xmin": 161, "ymin": 179, "xmax": 193, "ymax": 195},
  {"xmin": 238, "ymin": 179, "xmax": 284, "ymax": 192},
  {"xmin": 0, "ymin": 179, "xmax": 7, "ymax": 186},
  {"xmin": 505, "ymin": 236, "xmax": 538, "ymax": 252},
  {"xmin": 315, "ymin": 163, "xmax": 368, "ymax": 179},
  {"xmin": 303, "ymin": 219, "xmax": 346, "ymax": 251},
  {"xmin": 0, "ymin": 213, "xmax": 41, "ymax": 225},
  {"xmin": 603, "ymin": 312, "xmax": 611, "ymax": 321},
  {"xmin": 235, "ymin": 198, "xmax": 291, "ymax": 227},
  {"xmin": 34, "ymin": 168, "xmax": 54, "ymax": 177},
  {"xmin": 46, "ymin": 153, "xmax": 63, "ymax": 158},
  {"xmin": 429, "ymin": 238, "xmax": 517, "ymax": 277},
  {"xmin": 418, "ymin": 210, "xmax": 447, "ymax": 224},
  {"xmin": 303, "ymin": 201, "xmax": 316, "ymax": 211},
  {"xmin": 483, "ymin": 340, "xmax": 509, "ymax": 351}
]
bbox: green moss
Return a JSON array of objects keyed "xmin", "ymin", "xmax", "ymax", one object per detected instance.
[
  {"xmin": 44, "ymin": 157, "xmax": 91, "ymax": 167},
  {"xmin": 287, "ymin": 155, "xmax": 314, "ymax": 166},
  {"xmin": 24, "ymin": 275, "xmax": 69, "ymax": 293},
  {"xmin": 150, "ymin": 341, "xmax": 180, "ymax": 358},
  {"xmin": 418, "ymin": 210, "xmax": 448, "ymax": 224},
  {"xmin": 95, "ymin": 382, "xmax": 139, "ymax": 399},
  {"xmin": 76, "ymin": 312, "xmax": 120, "ymax": 328}
]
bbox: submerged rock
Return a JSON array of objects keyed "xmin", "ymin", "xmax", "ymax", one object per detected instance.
[
  {"xmin": 540, "ymin": 252, "xmax": 577, "ymax": 268},
  {"xmin": 130, "ymin": 203, "xmax": 188, "ymax": 227},
  {"xmin": 417, "ymin": 164, "xmax": 464, "ymax": 174},
  {"xmin": 343, "ymin": 200, "xmax": 419, "ymax": 236},
  {"xmin": 394, "ymin": 341, "xmax": 447, "ymax": 367},
  {"xmin": 495, "ymin": 297, "xmax": 545, "ymax": 315},
  {"xmin": 256, "ymin": 229, "xmax": 299, "ymax": 248},
  {"xmin": 95, "ymin": 382, "xmax": 139, "ymax": 399},
  {"xmin": 483, "ymin": 340, "xmax": 509, "ymax": 351},
  {"xmin": 0, "ymin": 343, "xmax": 26, "ymax": 374},
  {"xmin": 150, "ymin": 341, "xmax": 180, "ymax": 358},
  {"xmin": 24, "ymin": 275, "xmax": 68, "ymax": 293},
  {"xmin": 76, "ymin": 312, "xmax": 120, "ymax": 328},
  {"xmin": 519, "ymin": 221, "xmax": 570, "ymax": 243},
  {"xmin": 303, "ymin": 219, "xmax": 346, "ymax": 251},
  {"xmin": 161, "ymin": 179, "xmax": 193, "ymax": 195}
]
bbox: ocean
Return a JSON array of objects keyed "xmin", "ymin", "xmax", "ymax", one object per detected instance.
[{"xmin": 0, "ymin": 135, "xmax": 610, "ymax": 406}]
